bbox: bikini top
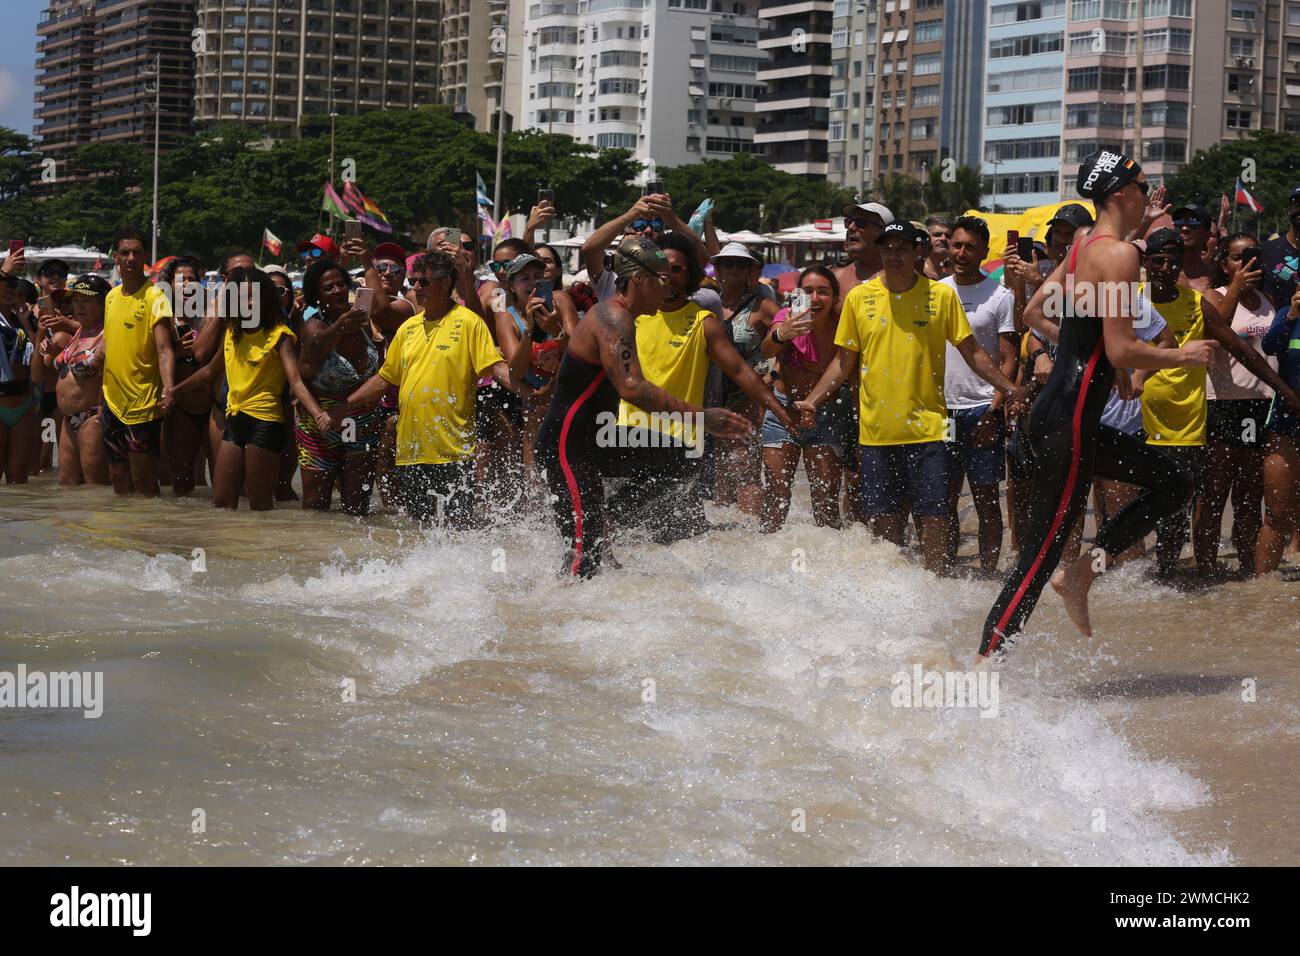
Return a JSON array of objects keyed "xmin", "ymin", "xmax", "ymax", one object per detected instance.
[
  {"xmin": 55, "ymin": 326, "xmax": 103, "ymax": 380},
  {"xmin": 311, "ymin": 334, "xmax": 379, "ymax": 394}
]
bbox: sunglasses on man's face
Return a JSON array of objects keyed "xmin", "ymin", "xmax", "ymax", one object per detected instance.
[
  {"xmin": 631, "ymin": 219, "xmax": 663, "ymax": 232},
  {"xmin": 301, "ymin": 247, "xmax": 325, "ymax": 259},
  {"xmin": 411, "ymin": 275, "xmax": 435, "ymax": 287},
  {"xmin": 1146, "ymin": 254, "xmax": 1182, "ymax": 267},
  {"xmin": 375, "ymin": 262, "xmax": 403, "ymax": 275},
  {"xmin": 1173, "ymin": 218, "xmax": 1205, "ymax": 229},
  {"xmin": 846, "ymin": 216, "xmax": 881, "ymax": 231}
]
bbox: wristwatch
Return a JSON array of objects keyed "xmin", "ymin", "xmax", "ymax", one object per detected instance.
[{"xmin": 771, "ymin": 325, "xmax": 783, "ymax": 344}]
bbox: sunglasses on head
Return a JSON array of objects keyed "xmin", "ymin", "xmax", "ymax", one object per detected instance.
[{"xmin": 631, "ymin": 219, "xmax": 663, "ymax": 232}]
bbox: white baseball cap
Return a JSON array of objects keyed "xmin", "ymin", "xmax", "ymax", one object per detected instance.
[
  {"xmin": 710, "ymin": 241, "xmax": 760, "ymax": 263},
  {"xmin": 841, "ymin": 202, "xmax": 895, "ymax": 227}
]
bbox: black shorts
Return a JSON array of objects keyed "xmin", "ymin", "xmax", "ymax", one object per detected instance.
[
  {"xmin": 398, "ymin": 461, "xmax": 474, "ymax": 525},
  {"xmin": 223, "ymin": 412, "xmax": 289, "ymax": 452},
  {"xmin": 475, "ymin": 382, "xmax": 522, "ymax": 443},
  {"xmin": 100, "ymin": 404, "xmax": 162, "ymax": 464},
  {"xmin": 1207, "ymin": 398, "xmax": 1271, "ymax": 449}
]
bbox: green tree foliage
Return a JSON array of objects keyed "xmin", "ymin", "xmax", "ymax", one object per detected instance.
[
  {"xmin": 875, "ymin": 174, "xmax": 926, "ymax": 222},
  {"xmin": 923, "ymin": 164, "xmax": 985, "ymax": 217},
  {"xmin": 1164, "ymin": 130, "xmax": 1300, "ymax": 238},
  {"xmin": 4, "ymin": 107, "xmax": 641, "ymax": 263},
  {"xmin": 653, "ymin": 154, "xmax": 855, "ymax": 232}
]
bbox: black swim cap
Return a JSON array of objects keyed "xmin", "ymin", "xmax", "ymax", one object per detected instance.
[
  {"xmin": 1077, "ymin": 150, "xmax": 1141, "ymax": 201},
  {"xmin": 1143, "ymin": 228, "xmax": 1184, "ymax": 254}
]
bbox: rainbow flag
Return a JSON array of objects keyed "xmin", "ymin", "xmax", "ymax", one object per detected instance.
[{"xmin": 342, "ymin": 182, "xmax": 393, "ymax": 233}]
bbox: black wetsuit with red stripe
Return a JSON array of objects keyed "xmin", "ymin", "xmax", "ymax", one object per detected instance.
[
  {"xmin": 535, "ymin": 350, "xmax": 617, "ymax": 578},
  {"xmin": 980, "ymin": 237, "xmax": 1193, "ymax": 656}
]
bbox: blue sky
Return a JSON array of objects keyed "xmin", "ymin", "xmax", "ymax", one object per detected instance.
[{"xmin": 1, "ymin": 1, "xmax": 44, "ymax": 136}]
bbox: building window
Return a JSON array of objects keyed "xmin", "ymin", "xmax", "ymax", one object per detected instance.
[
  {"xmin": 1226, "ymin": 108, "xmax": 1253, "ymax": 129},
  {"xmin": 914, "ymin": 54, "xmax": 942, "ymax": 75},
  {"xmin": 915, "ymin": 21, "xmax": 943, "ymax": 44},
  {"xmin": 912, "ymin": 85, "xmax": 940, "ymax": 107}
]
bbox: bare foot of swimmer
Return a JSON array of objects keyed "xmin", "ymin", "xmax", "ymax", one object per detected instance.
[{"xmin": 1050, "ymin": 553, "xmax": 1102, "ymax": 637}]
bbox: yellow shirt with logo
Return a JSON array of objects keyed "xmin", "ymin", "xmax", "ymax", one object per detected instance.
[
  {"xmin": 379, "ymin": 305, "xmax": 502, "ymax": 465},
  {"xmin": 1140, "ymin": 284, "xmax": 1206, "ymax": 446},
  {"xmin": 617, "ymin": 302, "xmax": 713, "ymax": 443},
  {"xmin": 102, "ymin": 282, "xmax": 173, "ymax": 424},
  {"xmin": 834, "ymin": 276, "xmax": 973, "ymax": 445},
  {"xmin": 224, "ymin": 324, "xmax": 295, "ymax": 423}
]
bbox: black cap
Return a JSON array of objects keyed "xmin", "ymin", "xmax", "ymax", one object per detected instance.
[
  {"xmin": 1143, "ymin": 228, "xmax": 1184, "ymax": 254},
  {"xmin": 1047, "ymin": 203, "xmax": 1094, "ymax": 230},
  {"xmin": 875, "ymin": 221, "xmax": 925, "ymax": 246},
  {"xmin": 1289, "ymin": 186, "xmax": 1300, "ymax": 203},
  {"xmin": 1077, "ymin": 149, "xmax": 1141, "ymax": 200},
  {"xmin": 37, "ymin": 258, "xmax": 70, "ymax": 278},
  {"xmin": 1170, "ymin": 205, "xmax": 1212, "ymax": 229},
  {"xmin": 68, "ymin": 273, "xmax": 111, "ymax": 298}
]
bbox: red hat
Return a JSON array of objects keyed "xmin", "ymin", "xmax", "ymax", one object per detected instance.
[
  {"xmin": 296, "ymin": 233, "xmax": 341, "ymax": 259},
  {"xmin": 372, "ymin": 241, "xmax": 407, "ymax": 264}
]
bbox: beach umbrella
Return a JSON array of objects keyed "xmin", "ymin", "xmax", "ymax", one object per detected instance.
[{"xmin": 762, "ymin": 263, "xmax": 796, "ymax": 279}]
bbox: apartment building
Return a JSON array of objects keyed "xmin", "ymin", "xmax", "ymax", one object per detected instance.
[
  {"xmin": 35, "ymin": 0, "xmax": 195, "ymax": 162},
  {"xmin": 519, "ymin": 0, "xmax": 764, "ymax": 170},
  {"xmin": 827, "ymin": 0, "xmax": 879, "ymax": 196},
  {"xmin": 1059, "ymin": 0, "xmax": 1194, "ymax": 193},
  {"xmin": 193, "ymin": 0, "xmax": 441, "ymax": 127},
  {"xmin": 1189, "ymin": 0, "xmax": 1300, "ymax": 146},
  {"xmin": 440, "ymin": 0, "xmax": 525, "ymax": 133},
  {"xmin": 756, "ymin": 0, "xmax": 832, "ymax": 176},
  {"xmin": 982, "ymin": 0, "xmax": 1066, "ymax": 213}
]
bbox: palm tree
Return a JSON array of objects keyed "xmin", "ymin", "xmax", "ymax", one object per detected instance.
[{"xmin": 874, "ymin": 174, "xmax": 925, "ymax": 221}]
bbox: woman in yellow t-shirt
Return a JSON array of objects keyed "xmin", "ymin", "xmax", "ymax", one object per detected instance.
[{"xmin": 173, "ymin": 267, "xmax": 329, "ymax": 510}]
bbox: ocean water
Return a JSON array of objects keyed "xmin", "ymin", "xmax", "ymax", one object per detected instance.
[{"xmin": 1, "ymin": 477, "xmax": 1296, "ymax": 865}]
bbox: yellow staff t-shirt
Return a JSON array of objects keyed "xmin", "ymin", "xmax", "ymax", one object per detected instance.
[
  {"xmin": 1140, "ymin": 284, "xmax": 1207, "ymax": 446},
  {"xmin": 617, "ymin": 302, "xmax": 713, "ymax": 443},
  {"xmin": 224, "ymin": 324, "xmax": 296, "ymax": 422},
  {"xmin": 379, "ymin": 305, "xmax": 502, "ymax": 465},
  {"xmin": 102, "ymin": 282, "xmax": 174, "ymax": 424},
  {"xmin": 834, "ymin": 276, "xmax": 973, "ymax": 445}
]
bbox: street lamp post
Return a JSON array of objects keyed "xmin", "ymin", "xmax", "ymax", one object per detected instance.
[
  {"xmin": 144, "ymin": 52, "xmax": 161, "ymax": 263},
  {"xmin": 988, "ymin": 157, "xmax": 1003, "ymax": 215},
  {"xmin": 489, "ymin": 0, "xmax": 509, "ymax": 216}
]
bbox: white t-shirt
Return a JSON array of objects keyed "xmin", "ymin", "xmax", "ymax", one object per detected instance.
[
  {"xmin": 1100, "ymin": 295, "xmax": 1167, "ymax": 434},
  {"xmin": 1205, "ymin": 286, "xmax": 1275, "ymax": 401},
  {"xmin": 941, "ymin": 275, "xmax": 1016, "ymax": 409}
]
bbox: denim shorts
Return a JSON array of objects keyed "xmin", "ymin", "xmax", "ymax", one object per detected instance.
[
  {"xmin": 761, "ymin": 388, "xmax": 850, "ymax": 453},
  {"xmin": 945, "ymin": 404, "xmax": 1006, "ymax": 487},
  {"xmin": 858, "ymin": 441, "xmax": 948, "ymax": 517}
]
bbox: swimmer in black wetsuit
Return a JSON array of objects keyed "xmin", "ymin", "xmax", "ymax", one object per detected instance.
[
  {"xmin": 978, "ymin": 152, "xmax": 1221, "ymax": 659},
  {"xmin": 534, "ymin": 237, "xmax": 750, "ymax": 578}
]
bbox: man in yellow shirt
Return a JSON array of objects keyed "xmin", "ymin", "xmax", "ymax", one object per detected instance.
[
  {"xmin": 100, "ymin": 228, "xmax": 178, "ymax": 497},
  {"xmin": 796, "ymin": 221, "xmax": 1029, "ymax": 572},
  {"xmin": 342, "ymin": 249, "xmax": 533, "ymax": 527},
  {"xmin": 1137, "ymin": 228, "xmax": 1295, "ymax": 577}
]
